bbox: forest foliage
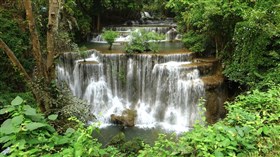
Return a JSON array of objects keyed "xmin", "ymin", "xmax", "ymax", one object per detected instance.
[{"xmin": 167, "ymin": 0, "xmax": 280, "ymax": 87}]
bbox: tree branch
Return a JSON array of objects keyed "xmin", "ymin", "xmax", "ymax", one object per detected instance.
[{"xmin": 0, "ymin": 39, "xmax": 32, "ymax": 82}]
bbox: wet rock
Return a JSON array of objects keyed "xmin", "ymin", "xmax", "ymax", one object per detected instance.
[
  {"xmin": 145, "ymin": 20, "xmax": 153, "ymax": 24},
  {"xmin": 204, "ymin": 85, "xmax": 227, "ymax": 124},
  {"xmin": 138, "ymin": 19, "xmax": 144, "ymax": 25},
  {"xmin": 78, "ymin": 61, "xmax": 99, "ymax": 64},
  {"xmin": 166, "ymin": 28, "xmax": 178, "ymax": 41},
  {"xmin": 110, "ymin": 109, "xmax": 137, "ymax": 127}
]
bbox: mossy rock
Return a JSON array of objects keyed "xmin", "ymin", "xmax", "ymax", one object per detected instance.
[
  {"xmin": 121, "ymin": 138, "xmax": 144, "ymax": 153},
  {"xmin": 109, "ymin": 132, "xmax": 125, "ymax": 146}
]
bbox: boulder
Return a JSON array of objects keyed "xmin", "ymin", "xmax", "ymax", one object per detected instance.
[{"xmin": 110, "ymin": 109, "xmax": 137, "ymax": 127}]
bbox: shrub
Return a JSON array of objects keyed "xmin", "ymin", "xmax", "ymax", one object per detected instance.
[
  {"xmin": 102, "ymin": 30, "xmax": 118, "ymax": 50},
  {"xmin": 139, "ymin": 85, "xmax": 280, "ymax": 156},
  {"xmin": 79, "ymin": 46, "xmax": 89, "ymax": 62},
  {"xmin": 125, "ymin": 30, "xmax": 165, "ymax": 54},
  {"xmin": 0, "ymin": 96, "xmax": 123, "ymax": 156}
]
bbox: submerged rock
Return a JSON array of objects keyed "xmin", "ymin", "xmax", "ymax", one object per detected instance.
[
  {"xmin": 109, "ymin": 132, "xmax": 125, "ymax": 145},
  {"xmin": 121, "ymin": 138, "xmax": 144, "ymax": 153}
]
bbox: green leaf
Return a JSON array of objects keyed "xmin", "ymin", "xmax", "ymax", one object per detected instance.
[
  {"xmin": 24, "ymin": 105, "xmax": 37, "ymax": 116},
  {"xmin": 214, "ymin": 151, "xmax": 224, "ymax": 157},
  {"xmin": 26, "ymin": 122, "xmax": 47, "ymax": 131},
  {"xmin": 237, "ymin": 153, "xmax": 246, "ymax": 157},
  {"xmin": 65, "ymin": 128, "xmax": 75, "ymax": 135},
  {"xmin": 0, "ymin": 106, "xmax": 15, "ymax": 115},
  {"xmin": 221, "ymin": 138, "xmax": 230, "ymax": 147},
  {"xmin": 18, "ymin": 139, "xmax": 26, "ymax": 150},
  {"xmin": 27, "ymin": 138, "xmax": 43, "ymax": 145},
  {"xmin": 0, "ymin": 136, "xmax": 12, "ymax": 143},
  {"xmin": 257, "ymin": 128, "xmax": 263, "ymax": 135},
  {"xmin": 237, "ymin": 128, "xmax": 244, "ymax": 137},
  {"xmin": 263, "ymin": 126, "xmax": 270, "ymax": 135},
  {"xmin": 55, "ymin": 136, "xmax": 69, "ymax": 145},
  {"xmin": 45, "ymin": 125, "xmax": 56, "ymax": 133},
  {"xmin": 3, "ymin": 140, "xmax": 13, "ymax": 148},
  {"xmin": 0, "ymin": 119, "xmax": 14, "ymax": 134},
  {"xmin": 25, "ymin": 147, "xmax": 41, "ymax": 155},
  {"xmin": 11, "ymin": 115, "xmax": 24, "ymax": 126},
  {"xmin": 48, "ymin": 114, "xmax": 58, "ymax": 121},
  {"xmin": 11, "ymin": 96, "xmax": 23, "ymax": 106}
]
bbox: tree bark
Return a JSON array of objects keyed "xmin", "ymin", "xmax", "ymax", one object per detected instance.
[
  {"xmin": 24, "ymin": 0, "xmax": 45, "ymax": 78},
  {"xmin": 47, "ymin": 0, "xmax": 60, "ymax": 83}
]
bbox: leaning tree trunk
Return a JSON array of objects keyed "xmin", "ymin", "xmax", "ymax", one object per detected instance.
[
  {"xmin": 0, "ymin": 39, "xmax": 31, "ymax": 82},
  {"xmin": 0, "ymin": 39, "xmax": 46, "ymax": 112}
]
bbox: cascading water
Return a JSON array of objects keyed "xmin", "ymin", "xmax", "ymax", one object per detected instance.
[{"xmin": 57, "ymin": 50, "xmax": 205, "ymax": 133}]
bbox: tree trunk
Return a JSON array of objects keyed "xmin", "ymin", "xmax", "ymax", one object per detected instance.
[
  {"xmin": 0, "ymin": 39, "xmax": 46, "ymax": 112},
  {"xmin": 47, "ymin": 0, "xmax": 60, "ymax": 84},
  {"xmin": 24, "ymin": 0, "xmax": 45, "ymax": 78},
  {"xmin": 1, "ymin": 0, "xmax": 63, "ymax": 113},
  {"xmin": 97, "ymin": 14, "xmax": 101, "ymax": 33}
]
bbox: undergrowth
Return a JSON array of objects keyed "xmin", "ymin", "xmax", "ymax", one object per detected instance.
[
  {"xmin": 0, "ymin": 86, "xmax": 279, "ymax": 156},
  {"xmin": 139, "ymin": 85, "xmax": 280, "ymax": 156}
]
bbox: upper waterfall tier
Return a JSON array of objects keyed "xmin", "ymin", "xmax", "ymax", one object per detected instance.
[
  {"xmin": 57, "ymin": 50, "xmax": 205, "ymax": 132},
  {"xmin": 91, "ymin": 26, "xmax": 180, "ymax": 43}
]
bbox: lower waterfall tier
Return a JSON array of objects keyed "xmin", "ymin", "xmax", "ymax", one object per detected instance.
[{"xmin": 57, "ymin": 50, "xmax": 206, "ymax": 132}]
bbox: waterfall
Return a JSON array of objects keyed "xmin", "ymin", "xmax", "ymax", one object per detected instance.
[
  {"xmin": 91, "ymin": 26, "xmax": 179, "ymax": 43},
  {"xmin": 57, "ymin": 50, "xmax": 205, "ymax": 132}
]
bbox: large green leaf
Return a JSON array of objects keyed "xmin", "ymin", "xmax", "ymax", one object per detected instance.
[
  {"xmin": 48, "ymin": 114, "xmax": 58, "ymax": 121},
  {"xmin": 0, "ymin": 119, "xmax": 14, "ymax": 134},
  {"xmin": 0, "ymin": 106, "xmax": 15, "ymax": 115},
  {"xmin": 11, "ymin": 96, "xmax": 23, "ymax": 106},
  {"xmin": 26, "ymin": 122, "xmax": 47, "ymax": 131},
  {"xmin": 0, "ymin": 136, "xmax": 12, "ymax": 143},
  {"xmin": 28, "ymin": 114, "xmax": 44, "ymax": 122},
  {"xmin": 24, "ymin": 105, "xmax": 37, "ymax": 116},
  {"xmin": 11, "ymin": 115, "xmax": 24, "ymax": 126}
]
